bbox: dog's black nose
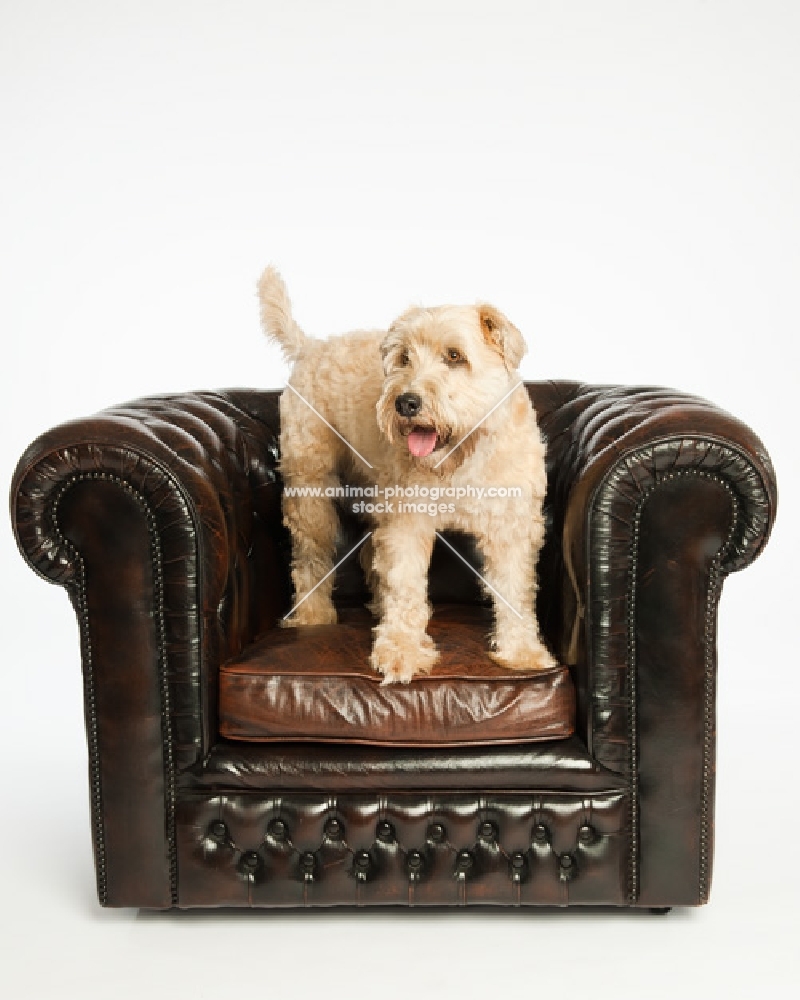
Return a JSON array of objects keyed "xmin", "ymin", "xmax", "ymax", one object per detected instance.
[{"xmin": 395, "ymin": 392, "xmax": 422, "ymax": 417}]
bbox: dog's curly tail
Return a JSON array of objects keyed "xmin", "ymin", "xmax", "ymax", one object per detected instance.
[{"xmin": 257, "ymin": 265, "xmax": 308, "ymax": 362}]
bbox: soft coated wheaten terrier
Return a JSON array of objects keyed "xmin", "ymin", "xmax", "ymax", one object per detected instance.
[{"xmin": 258, "ymin": 266, "xmax": 556, "ymax": 684}]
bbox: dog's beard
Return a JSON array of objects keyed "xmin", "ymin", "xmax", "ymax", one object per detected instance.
[{"xmin": 375, "ymin": 382, "xmax": 492, "ymax": 468}]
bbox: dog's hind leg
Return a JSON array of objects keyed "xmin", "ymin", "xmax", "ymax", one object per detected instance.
[
  {"xmin": 281, "ymin": 485, "xmax": 340, "ymax": 625},
  {"xmin": 279, "ymin": 397, "xmax": 340, "ymax": 626}
]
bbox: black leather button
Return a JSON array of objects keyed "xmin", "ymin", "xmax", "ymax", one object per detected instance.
[
  {"xmin": 268, "ymin": 818, "xmax": 288, "ymax": 841},
  {"xmin": 559, "ymin": 853, "xmax": 577, "ymax": 880},
  {"xmin": 406, "ymin": 850, "xmax": 425, "ymax": 881},
  {"xmin": 455, "ymin": 849, "xmax": 475, "ymax": 876},
  {"xmin": 479, "ymin": 821, "xmax": 498, "ymax": 843},
  {"xmin": 376, "ymin": 820, "xmax": 395, "ymax": 843},
  {"xmin": 353, "ymin": 850, "xmax": 372, "ymax": 881},
  {"xmin": 509, "ymin": 851, "xmax": 528, "ymax": 882},
  {"xmin": 241, "ymin": 850, "xmax": 260, "ymax": 872},
  {"xmin": 427, "ymin": 823, "xmax": 446, "ymax": 844},
  {"xmin": 324, "ymin": 818, "xmax": 344, "ymax": 841},
  {"xmin": 578, "ymin": 824, "xmax": 596, "ymax": 844},
  {"xmin": 208, "ymin": 820, "xmax": 227, "ymax": 842},
  {"xmin": 299, "ymin": 852, "xmax": 316, "ymax": 881},
  {"xmin": 533, "ymin": 823, "xmax": 550, "ymax": 844}
]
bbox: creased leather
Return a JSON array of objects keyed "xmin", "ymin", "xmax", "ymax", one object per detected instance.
[
  {"xmin": 9, "ymin": 382, "xmax": 778, "ymax": 909},
  {"xmin": 219, "ymin": 606, "xmax": 574, "ymax": 746}
]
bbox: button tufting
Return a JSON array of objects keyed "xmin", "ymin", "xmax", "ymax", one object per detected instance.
[
  {"xmin": 353, "ymin": 850, "xmax": 372, "ymax": 881},
  {"xmin": 559, "ymin": 853, "xmax": 577, "ymax": 880},
  {"xmin": 324, "ymin": 817, "xmax": 344, "ymax": 841},
  {"xmin": 186, "ymin": 789, "xmax": 635, "ymax": 904},
  {"xmin": 533, "ymin": 823, "xmax": 550, "ymax": 845},
  {"xmin": 406, "ymin": 850, "xmax": 425, "ymax": 882},
  {"xmin": 427, "ymin": 823, "xmax": 446, "ymax": 844},
  {"xmin": 208, "ymin": 820, "xmax": 228, "ymax": 842},
  {"xmin": 240, "ymin": 850, "xmax": 261, "ymax": 873},
  {"xmin": 455, "ymin": 849, "xmax": 475, "ymax": 877},
  {"xmin": 509, "ymin": 852, "xmax": 529, "ymax": 883},
  {"xmin": 376, "ymin": 820, "xmax": 395, "ymax": 844},
  {"xmin": 268, "ymin": 818, "xmax": 288, "ymax": 841},
  {"xmin": 300, "ymin": 852, "xmax": 317, "ymax": 882},
  {"xmin": 479, "ymin": 821, "xmax": 498, "ymax": 843}
]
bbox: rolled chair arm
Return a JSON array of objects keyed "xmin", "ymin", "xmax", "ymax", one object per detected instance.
[
  {"xmin": 539, "ymin": 383, "xmax": 778, "ymax": 905},
  {"xmin": 11, "ymin": 390, "xmax": 283, "ymax": 760},
  {"xmin": 10, "ymin": 390, "xmax": 282, "ymax": 906}
]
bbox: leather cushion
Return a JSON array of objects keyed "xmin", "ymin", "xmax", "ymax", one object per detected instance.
[{"xmin": 219, "ymin": 606, "xmax": 575, "ymax": 747}]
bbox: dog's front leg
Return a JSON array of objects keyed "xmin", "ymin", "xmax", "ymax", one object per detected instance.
[
  {"xmin": 477, "ymin": 519, "xmax": 557, "ymax": 672},
  {"xmin": 369, "ymin": 520, "xmax": 438, "ymax": 684}
]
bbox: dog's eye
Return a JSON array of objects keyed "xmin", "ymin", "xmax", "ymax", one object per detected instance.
[
  {"xmin": 445, "ymin": 348, "xmax": 467, "ymax": 366},
  {"xmin": 399, "ymin": 349, "xmax": 410, "ymax": 367}
]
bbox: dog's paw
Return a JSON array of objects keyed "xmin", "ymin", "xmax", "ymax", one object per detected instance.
[
  {"xmin": 282, "ymin": 599, "xmax": 338, "ymax": 627},
  {"xmin": 489, "ymin": 635, "xmax": 557, "ymax": 672},
  {"xmin": 371, "ymin": 632, "xmax": 439, "ymax": 684}
]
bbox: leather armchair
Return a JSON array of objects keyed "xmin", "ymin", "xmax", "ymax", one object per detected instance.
[{"xmin": 10, "ymin": 382, "xmax": 777, "ymax": 910}]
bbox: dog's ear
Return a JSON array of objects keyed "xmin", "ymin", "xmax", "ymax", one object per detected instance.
[{"xmin": 479, "ymin": 305, "xmax": 527, "ymax": 371}]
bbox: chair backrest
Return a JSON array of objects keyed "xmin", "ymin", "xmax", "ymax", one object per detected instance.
[{"xmin": 333, "ymin": 505, "xmax": 489, "ymax": 607}]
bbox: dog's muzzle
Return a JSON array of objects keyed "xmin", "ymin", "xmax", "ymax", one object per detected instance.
[{"xmin": 395, "ymin": 392, "xmax": 422, "ymax": 418}]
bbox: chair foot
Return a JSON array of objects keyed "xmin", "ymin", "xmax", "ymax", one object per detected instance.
[{"xmin": 648, "ymin": 906, "xmax": 672, "ymax": 915}]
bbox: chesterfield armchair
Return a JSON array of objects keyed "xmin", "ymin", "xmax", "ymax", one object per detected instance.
[{"xmin": 10, "ymin": 382, "xmax": 776, "ymax": 911}]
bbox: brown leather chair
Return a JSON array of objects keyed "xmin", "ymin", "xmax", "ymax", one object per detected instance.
[{"xmin": 9, "ymin": 382, "xmax": 777, "ymax": 911}]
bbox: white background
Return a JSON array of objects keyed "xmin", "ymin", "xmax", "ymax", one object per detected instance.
[{"xmin": 1, "ymin": 2, "xmax": 797, "ymax": 997}]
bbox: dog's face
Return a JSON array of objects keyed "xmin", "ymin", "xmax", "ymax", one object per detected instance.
[{"xmin": 376, "ymin": 303, "xmax": 526, "ymax": 467}]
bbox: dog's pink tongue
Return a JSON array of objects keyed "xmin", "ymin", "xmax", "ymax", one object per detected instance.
[{"xmin": 407, "ymin": 429, "xmax": 438, "ymax": 458}]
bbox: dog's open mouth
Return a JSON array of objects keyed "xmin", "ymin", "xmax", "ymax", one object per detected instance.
[
  {"xmin": 404, "ymin": 425, "xmax": 450, "ymax": 458},
  {"xmin": 407, "ymin": 428, "xmax": 437, "ymax": 458}
]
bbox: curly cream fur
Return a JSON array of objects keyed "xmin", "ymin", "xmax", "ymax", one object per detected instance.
[{"xmin": 258, "ymin": 266, "xmax": 556, "ymax": 683}]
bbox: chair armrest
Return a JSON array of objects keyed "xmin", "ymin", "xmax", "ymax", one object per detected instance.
[
  {"xmin": 10, "ymin": 389, "xmax": 284, "ymax": 907},
  {"xmin": 550, "ymin": 385, "xmax": 776, "ymax": 746},
  {"xmin": 540, "ymin": 383, "xmax": 777, "ymax": 904},
  {"xmin": 10, "ymin": 389, "xmax": 284, "ymax": 767}
]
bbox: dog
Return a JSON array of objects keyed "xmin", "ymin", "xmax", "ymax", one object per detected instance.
[{"xmin": 258, "ymin": 266, "xmax": 556, "ymax": 683}]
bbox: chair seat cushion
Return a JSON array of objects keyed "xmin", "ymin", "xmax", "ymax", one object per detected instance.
[{"xmin": 219, "ymin": 606, "xmax": 575, "ymax": 747}]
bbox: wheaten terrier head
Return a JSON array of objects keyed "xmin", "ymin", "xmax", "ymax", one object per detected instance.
[{"xmin": 376, "ymin": 303, "xmax": 527, "ymax": 465}]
